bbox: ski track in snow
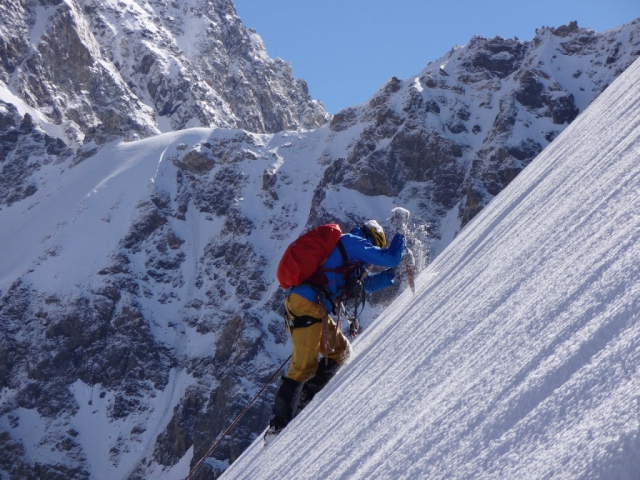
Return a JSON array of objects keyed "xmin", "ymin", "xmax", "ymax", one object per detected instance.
[{"xmin": 220, "ymin": 59, "xmax": 640, "ymax": 480}]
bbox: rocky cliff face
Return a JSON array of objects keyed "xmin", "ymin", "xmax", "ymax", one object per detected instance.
[
  {"xmin": 0, "ymin": 5, "xmax": 639, "ymax": 479},
  {"xmin": 0, "ymin": 0, "xmax": 330, "ymax": 243},
  {"xmin": 0, "ymin": 0, "xmax": 328, "ymax": 148},
  {"xmin": 321, "ymin": 20, "xmax": 640, "ymax": 238}
]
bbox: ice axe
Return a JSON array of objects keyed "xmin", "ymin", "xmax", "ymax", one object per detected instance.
[{"xmin": 390, "ymin": 207, "xmax": 416, "ymax": 294}]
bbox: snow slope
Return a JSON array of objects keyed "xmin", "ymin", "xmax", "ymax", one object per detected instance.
[
  {"xmin": 2, "ymin": 16, "xmax": 639, "ymax": 478},
  {"xmin": 220, "ymin": 57, "xmax": 640, "ymax": 480}
]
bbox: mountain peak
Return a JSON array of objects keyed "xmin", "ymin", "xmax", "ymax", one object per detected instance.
[{"xmin": 0, "ymin": 0, "xmax": 329, "ymax": 146}]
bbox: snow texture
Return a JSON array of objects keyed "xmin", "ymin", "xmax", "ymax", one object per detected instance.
[
  {"xmin": 1, "ymin": 8, "xmax": 639, "ymax": 478},
  {"xmin": 220, "ymin": 57, "xmax": 640, "ymax": 480}
]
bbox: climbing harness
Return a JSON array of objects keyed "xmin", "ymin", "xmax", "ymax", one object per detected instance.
[{"xmin": 337, "ymin": 266, "xmax": 368, "ymax": 337}]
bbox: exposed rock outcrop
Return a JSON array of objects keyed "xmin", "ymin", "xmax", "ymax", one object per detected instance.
[
  {"xmin": 0, "ymin": 0, "xmax": 329, "ymax": 149},
  {"xmin": 0, "ymin": 11, "xmax": 639, "ymax": 480}
]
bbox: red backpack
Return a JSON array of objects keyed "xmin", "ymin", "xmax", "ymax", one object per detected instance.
[{"xmin": 277, "ymin": 224, "xmax": 343, "ymax": 289}]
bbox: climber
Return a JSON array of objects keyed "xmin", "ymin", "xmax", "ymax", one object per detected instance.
[{"xmin": 265, "ymin": 220, "xmax": 406, "ymax": 444}]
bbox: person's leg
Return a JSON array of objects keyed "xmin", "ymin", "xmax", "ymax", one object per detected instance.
[
  {"xmin": 298, "ymin": 317, "xmax": 351, "ymax": 412},
  {"xmin": 271, "ymin": 324, "xmax": 321, "ymax": 429},
  {"xmin": 287, "ymin": 321, "xmax": 323, "ymax": 382},
  {"xmin": 271, "ymin": 376, "xmax": 302, "ymax": 431},
  {"xmin": 297, "ymin": 358, "xmax": 340, "ymax": 412},
  {"xmin": 324, "ymin": 315, "xmax": 351, "ymax": 366},
  {"xmin": 270, "ymin": 297, "xmax": 324, "ymax": 431}
]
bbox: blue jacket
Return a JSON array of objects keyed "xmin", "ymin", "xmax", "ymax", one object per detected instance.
[{"xmin": 290, "ymin": 227, "xmax": 406, "ymax": 312}]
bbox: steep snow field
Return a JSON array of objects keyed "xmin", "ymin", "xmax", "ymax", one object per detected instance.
[{"xmin": 219, "ymin": 57, "xmax": 640, "ymax": 480}]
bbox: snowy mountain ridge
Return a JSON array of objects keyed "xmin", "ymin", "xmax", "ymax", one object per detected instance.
[
  {"xmin": 222, "ymin": 53, "xmax": 640, "ymax": 480},
  {"xmin": 0, "ymin": 4, "xmax": 639, "ymax": 478},
  {"xmin": 0, "ymin": 0, "xmax": 328, "ymax": 144},
  {"xmin": 321, "ymin": 19, "xmax": 640, "ymax": 230}
]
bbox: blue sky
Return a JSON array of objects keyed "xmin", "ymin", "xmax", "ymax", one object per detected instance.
[{"xmin": 233, "ymin": 0, "xmax": 638, "ymax": 114}]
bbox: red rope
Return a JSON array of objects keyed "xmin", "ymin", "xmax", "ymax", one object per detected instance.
[{"xmin": 185, "ymin": 355, "xmax": 291, "ymax": 480}]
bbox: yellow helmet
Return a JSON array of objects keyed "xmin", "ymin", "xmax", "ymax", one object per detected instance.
[{"xmin": 362, "ymin": 220, "xmax": 386, "ymax": 247}]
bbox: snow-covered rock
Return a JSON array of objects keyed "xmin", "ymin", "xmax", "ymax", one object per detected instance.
[
  {"xmin": 319, "ymin": 19, "xmax": 640, "ymax": 238},
  {"xmin": 0, "ymin": 5, "xmax": 639, "ymax": 479},
  {"xmin": 0, "ymin": 0, "xmax": 329, "ymax": 146}
]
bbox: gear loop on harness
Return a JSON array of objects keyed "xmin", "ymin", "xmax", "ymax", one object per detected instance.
[{"xmin": 337, "ymin": 266, "xmax": 368, "ymax": 337}]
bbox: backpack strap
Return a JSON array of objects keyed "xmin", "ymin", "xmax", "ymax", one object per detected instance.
[
  {"xmin": 295, "ymin": 239, "xmax": 365, "ymax": 320},
  {"xmin": 336, "ymin": 239, "xmax": 349, "ymax": 266}
]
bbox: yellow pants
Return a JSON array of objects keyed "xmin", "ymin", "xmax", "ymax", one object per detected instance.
[{"xmin": 285, "ymin": 293, "xmax": 351, "ymax": 382}]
